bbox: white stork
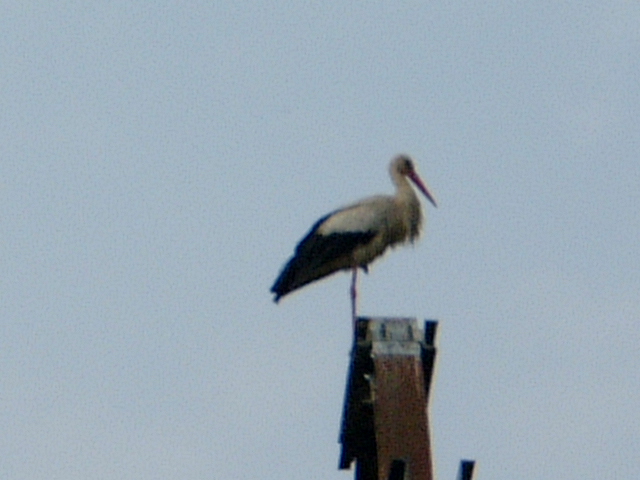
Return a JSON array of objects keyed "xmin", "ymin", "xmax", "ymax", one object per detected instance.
[{"xmin": 271, "ymin": 154, "xmax": 437, "ymax": 321}]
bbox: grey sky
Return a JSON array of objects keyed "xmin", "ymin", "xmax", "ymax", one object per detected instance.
[{"xmin": 2, "ymin": 2, "xmax": 639, "ymax": 479}]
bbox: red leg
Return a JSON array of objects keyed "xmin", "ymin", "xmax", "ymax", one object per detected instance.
[{"xmin": 350, "ymin": 267, "xmax": 358, "ymax": 330}]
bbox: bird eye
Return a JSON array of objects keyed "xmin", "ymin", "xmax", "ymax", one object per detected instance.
[{"xmin": 404, "ymin": 158, "xmax": 413, "ymax": 171}]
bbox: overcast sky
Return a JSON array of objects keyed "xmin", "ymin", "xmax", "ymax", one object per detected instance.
[{"xmin": 2, "ymin": 2, "xmax": 639, "ymax": 479}]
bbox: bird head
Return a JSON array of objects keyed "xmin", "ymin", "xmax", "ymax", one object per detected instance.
[{"xmin": 392, "ymin": 155, "xmax": 438, "ymax": 207}]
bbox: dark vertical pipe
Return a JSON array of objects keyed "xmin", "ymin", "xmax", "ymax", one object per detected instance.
[{"xmin": 457, "ymin": 459, "xmax": 475, "ymax": 480}]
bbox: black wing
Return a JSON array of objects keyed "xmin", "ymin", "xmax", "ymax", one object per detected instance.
[{"xmin": 271, "ymin": 211, "xmax": 375, "ymax": 301}]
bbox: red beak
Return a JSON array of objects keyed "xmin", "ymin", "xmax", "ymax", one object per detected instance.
[{"xmin": 408, "ymin": 171, "xmax": 437, "ymax": 208}]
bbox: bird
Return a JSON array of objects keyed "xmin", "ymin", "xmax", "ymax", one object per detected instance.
[{"xmin": 270, "ymin": 154, "xmax": 437, "ymax": 323}]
